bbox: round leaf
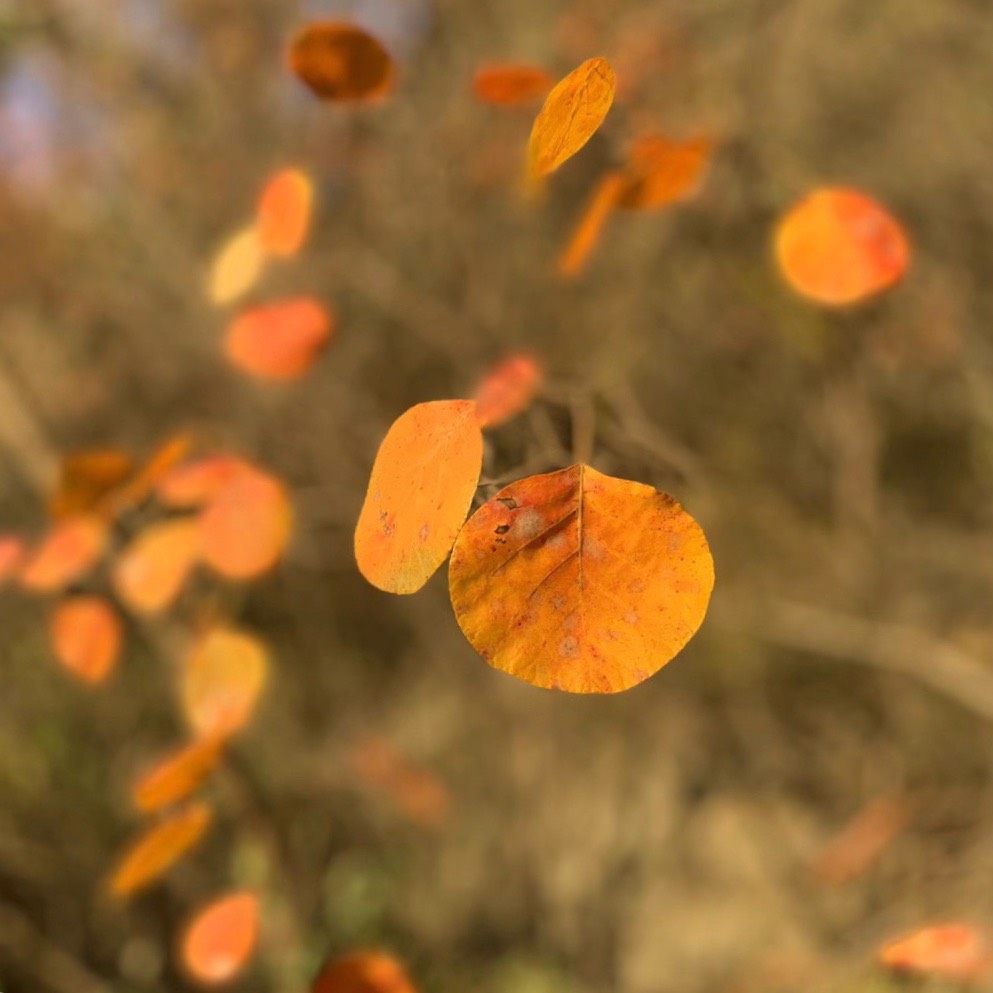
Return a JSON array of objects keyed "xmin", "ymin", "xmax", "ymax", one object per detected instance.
[
  {"xmin": 181, "ymin": 891, "xmax": 260, "ymax": 985},
  {"xmin": 113, "ymin": 519, "xmax": 200, "ymax": 615},
  {"xmin": 288, "ymin": 21, "xmax": 394, "ymax": 103},
  {"xmin": 224, "ymin": 298, "xmax": 333, "ymax": 381},
  {"xmin": 448, "ymin": 464, "xmax": 714, "ymax": 693},
  {"xmin": 50, "ymin": 595, "xmax": 122, "ymax": 685}
]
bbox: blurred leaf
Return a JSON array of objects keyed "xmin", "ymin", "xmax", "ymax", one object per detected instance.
[
  {"xmin": 21, "ymin": 515, "xmax": 108, "ymax": 592},
  {"xmin": 557, "ymin": 170, "xmax": 625, "ymax": 278},
  {"xmin": 879, "ymin": 923, "xmax": 991, "ymax": 984},
  {"xmin": 256, "ymin": 168, "xmax": 314, "ymax": 258},
  {"xmin": 288, "ymin": 21, "xmax": 395, "ymax": 103},
  {"xmin": 473, "ymin": 354, "xmax": 544, "ymax": 429},
  {"xmin": 472, "ymin": 64, "xmax": 553, "ymax": 107},
  {"xmin": 132, "ymin": 735, "xmax": 225, "ymax": 813},
  {"xmin": 50, "ymin": 595, "xmax": 122, "ymax": 685},
  {"xmin": 312, "ymin": 951, "xmax": 418, "ymax": 993},
  {"xmin": 113, "ymin": 518, "xmax": 200, "ymax": 615},
  {"xmin": 208, "ymin": 225, "xmax": 265, "ymax": 307},
  {"xmin": 180, "ymin": 890, "xmax": 260, "ymax": 985}
]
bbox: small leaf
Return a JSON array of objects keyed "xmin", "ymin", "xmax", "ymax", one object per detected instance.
[
  {"xmin": 617, "ymin": 134, "xmax": 713, "ymax": 210},
  {"xmin": 109, "ymin": 433, "xmax": 193, "ymax": 516},
  {"xmin": 208, "ymin": 226, "xmax": 265, "ymax": 306},
  {"xmin": 180, "ymin": 890, "xmax": 260, "ymax": 985},
  {"xmin": 182, "ymin": 626, "xmax": 269, "ymax": 738},
  {"xmin": 557, "ymin": 170, "xmax": 625, "ymax": 278},
  {"xmin": 113, "ymin": 519, "xmax": 200, "ymax": 615},
  {"xmin": 879, "ymin": 924, "xmax": 991, "ymax": 983},
  {"xmin": 156, "ymin": 456, "xmax": 254, "ymax": 509},
  {"xmin": 473, "ymin": 354, "xmax": 544, "ymax": 429},
  {"xmin": 108, "ymin": 802, "xmax": 213, "ymax": 898},
  {"xmin": 775, "ymin": 187, "xmax": 910, "ymax": 306},
  {"xmin": 312, "ymin": 952, "xmax": 418, "ymax": 993},
  {"xmin": 354, "ymin": 400, "xmax": 483, "ymax": 594},
  {"xmin": 448, "ymin": 465, "xmax": 714, "ymax": 693},
  {"xmin": 288, "ymin": 21, "xmax": 394, "ymax": 103},
  {"xmin": 21, "ymin": 516, "xmax": 108, "ymax": 592},
  {"xmin": 133, "ymin": 735, "xmax": 225, "ymax": 813},
  {"xmin": 50, "ymin": 595, "xmax": 122, "ymax": 685},
  {"xmin": 224, "ymin": 298, "xmax": 334, "ymax": 381},
  {"xmin": 0, "ymin": 536, "xmax": 26, "ymax": 585},
  {"xmin": 50, "ymin": 449, "xmax": 135, "ymax": 520},
  {"xmin": 198, "ymin": 467, "xmax": 292, "ymax": 579},
  {"xmin": 472, "ymin": 63, "xmax": 553, "ymax": 106},
  {"xmin": 527, "ymin": 57, "xmax": 616, "ymax": 178},
  {"xmin": 256, "ymin": 168, "xmax": 314, "ymax": 257}
]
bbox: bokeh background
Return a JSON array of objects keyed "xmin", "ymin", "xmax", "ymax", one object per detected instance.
[{"xmin": 2, "ymin": 0, "xmax": 993, "ymax": 991}]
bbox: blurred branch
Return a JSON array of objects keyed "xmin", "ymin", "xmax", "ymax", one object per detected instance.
[{"xmin": 730, "ymin": 598, "xmax": 993, "ymax": 724}]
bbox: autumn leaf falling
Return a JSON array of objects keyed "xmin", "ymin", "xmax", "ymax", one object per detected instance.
[
  {"xmin": 473, "ymin": 354, "xmax": 544, "ymax": 429},
  {"xmin": 132, "ymin": 734, "xmax": 226, "ymax": 813},
  {"xmin": 50, "ymin": 595, "xmax": 122, "ymax": 685},
  {"xmin": 180, "ymin": 891, "xmax": 260, "ymax": 985},
  {"xmin": 288, "ymin": 21, "xmax": 395, "ymax": 103},
  {"xmin": 472, "ymin": 63, "xmax": 554, "ymax": 106},
  {"xmin": 448, "ymin": 465, "xmax": 714, "ymax": 693},
  {"xmin": 354, "ymin": 400, "xmax": 484, "ymax": 594},
  {"xmin": 527, "ymin": 57, "xmax": 616, "ymax": 178}
]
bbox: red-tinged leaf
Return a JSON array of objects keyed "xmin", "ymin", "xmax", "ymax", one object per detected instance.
[
  {"xmin": 113, "ymin": 519, "xmax": 200, "ymax": 615},
  {"xmin": 879, "ymin": 924, "xmax": 991, "ymax": 984},
  {"xmin": 288, "ymin": 22, "xmax": 395, "ymax": 103},
  {"xmin": 198, "ymin": 467, "xmax": 292, "ymax": 580},
  {"xmin": 617, "ymin": 134, "xmax": 713, "ymax": 210},
  {"xmin": 132, "ymin": 735, "xmax": 226, "ymax": 813},
  {"xmin": 21, "ymin": 516, "xmax": 108, "ymax": 592},
  {"xmin": 155, "ymin": 456, "xmax": 255, "ymax": 509},
  {"xmin": 50, "ymin": 595, "xmax": 122, "ymax": 685},
  {"xmin": 472, "ymin": 64, "xmax": 554, "ymax": 106},
  {"xmin": 775, "ymin": 187, "xmax": 910, "ymax": 306},
  {"xmin": 256, "ymin": 168, "xmax": 314, "ymax": 257},
  {"xmin": 312, "ymin": 952, "xmax": 418, "ymax": 993},
  {"xmin": 473, "ymin": 354, "xmax": 544, "ymax": 429},
  {"xmin": 182, "ymin": 626, "xmax": 269, "ymax": 739},
  {"xmin": 448, "ymin": 465, "xmax": 714, "ymax": 693},
  {"xmin": 0, "ymin": 535, "xmax": 26, "ymax": 585},
  {"xmin": 108, "ymin": 802, "xmax": 213, "ymax": 898},
  {"xmin": 180, "ymin": 891, "xmax": 260, "ymax": 985},
  {"xmin": 354, "ymin": 400, "xmax": 483, "ymax": 594},
  {"xmin": 224, "ymin": 298, "xmax": 334, "ymax": 381}
]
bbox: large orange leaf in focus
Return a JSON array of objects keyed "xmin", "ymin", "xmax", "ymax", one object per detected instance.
[
  {"xmin": 156, "ymin": 456, "xmax": 254, "ymax": 509},
  {"xmin": 181, "ymin": 890, "xmax": 260, "ymax": 985},
  {"xmin": 113, "ymin": 519, "xmax": 200, "ymax": 615},
  {"xmin": 21, "ymin": 516, "xmax": 108, "ymax": 592},
  {"xmin": 288, "ymin": 22, "xmax": 394, "ymax": 103},
  {"xmin": 108, "ymin": 802, "xmax": 213, "ymax": 898},
  {"xmin": 224, "ymin": 298, "xmax": 334, "ymax": 381},
  {"xmin": 473, "ymin": 354, "xmax": 544, "ymax": 429},
  {"xmin": 775, "ymin": 187, "xmax": 910, "ymax": 306},
  {"xmin": 527, "ymin": 57, "xmax": 616, "ymax": 178},
  {"xmin": 208, "ymin": 226, "xmax": 265, "ymax": 306},
  {"xmin": 879, "ymin": 924, "xmax": 991, "ymax": 984},
  {"xmin": 133, "ymin": 735, "xmax": 225, "ymax": 813},
  {"xmin": 50, "ymin": 449, "xmax": 135, "ymax": 520},
  {"xmin": 312, "ymin": 951, "xmax": 418, "ymax": 993},
  {"xmin": 182, "ymin": 626, "xmax": 269, "ymax": 738},
  {"xmin": 198, "ymin": 468, "xmax": 292, "ymax": 579},
  {"xmin": 354, "ymin": 400, "xmax": 483, "ymax": 594},
  {"xmin": 472, "ymin": 64, "xmax": 554, "ymax": 106},
  {"xmin": 557, "ymin": 171, "xmax": 625, "ymax": 277},
  {"xmin": 257, "ymin": 168, "xmax": 313, "ymax": 257},
  {"xmin": 50, "ymin": 595, "xmax": 122, "ymax": 685},
  {"xmin": 448, "ymin": 465, "xmax": 714, "ymax": 693},
  {"xmin": 617, "ymin": 134, "xmax": 713, "ymax": 210}
]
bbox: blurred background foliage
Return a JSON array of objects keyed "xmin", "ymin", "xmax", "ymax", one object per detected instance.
[{"xmin": 1, "ymin": 0, "xmax": 993, "ymax": 991}]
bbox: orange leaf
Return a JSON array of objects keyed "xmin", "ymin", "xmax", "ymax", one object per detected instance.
[
  {"xmin": 198, "ymin": 467, "xmax": 292, "ymax": 579},
  {"xmin": 208, "ymin": 225, "xmax": 265, "ymax": 306},
  {"xmin": 810, "ymin": 792, "xmax": 910, "ymax": 887},
  {"xmin": 775, "ymin": 187, "xmax": 910, "ymax": 306},
  {"xmin": 473, "ymin": 354, "xmax": 544, "ymax": 429},
  {"xmin": 617, "ymin": 134, "xmax": 713, "ymax": 210},
  {"xmin": 108, "ymin": 801, "xmax": 213, "ymax": 898},
  {"xmin": 472, "ymin": 63, "xmax": 554, "ymax": 107},
  {"xmin": 879, "ymin": 924, "xmax": 991, "ymax": 983},
  {"xmin": 527, "ymin": 57, "xmax": 616, "ymax": 178},
  {"xmin": 448, "ymin": 465, "xmax": 714, "ymax": 693},
  {"xmin": 557, "ymin": 171, "xmax": 625, "ymax": 278},
  {"xmin": 113, "ymin": 519, "xmax": 200, "ymax": 615},
  {"xmin": 156, "ymin": 456, "xmax": 255, "ymax": 509},
  {"xmin": 0, "ymin": 535, "xmax": 26, "ymax": 585},
  {"xmin": 257, "ymin": 168, "xmax": 314, "ymax": 257},
  {"xmin": 354, "ymin": 400, "xmax": 483, "ymax": 594},
  {"xmin": 224, "ymin": 298, "xmax": 334, "ymax": 381},
  {"xmin": 182, "ymin": 626, "xmax": 269, "ymax": 738},
  {"xmin": 21, "ymin": 516, "xmax": 108, "ymax": 592},
  {"xmin": 49, "ymin": 449, "xmax": 135, "ymax": 520},
  {"xmin": 50, "ymin": 595, "xmax": 122, "ymax": 685},
  {"xmin": 180, "ymin": 890, "xmax": 260, "ymax": 985},
  {"xmin": 108, "ymin": 433, "xmax": 194, "ymax": 516},
  {"xmin": 312, "ymin": 952, "xmax": 418, "ymax": 993},
  {"xmin": 133, "ymin": 735, "xmax": 225, "ymax": 813},
  {"xmin": 288, "ymin": 21, "xmax": 394, "ymax": 103}
]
